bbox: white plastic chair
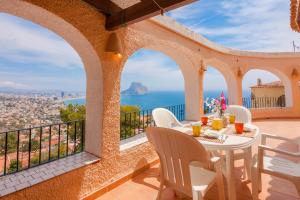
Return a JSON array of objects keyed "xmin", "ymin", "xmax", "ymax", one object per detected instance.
[
  {"xmin": 226, "ymin": 105, "xmax": 252, "ymax": 124},
  {"xmin": 146, "ymin": 127, "xmax": 225, "ymax": 200},
  {"xmin": 152, "ymin": 108, "xmax": 184, "ymax": 128},
  {"xmin": 252, "ymin": 133, "xmax": 300, "ymax": 200},
  {"xmin": 226, "ymin": 105, "xmax": 253, "ymax": 179}
]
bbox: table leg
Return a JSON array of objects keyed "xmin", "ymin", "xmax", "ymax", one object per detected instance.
[
  {"xmin": 244, "ymin": 147, "xmax": 252, "ymax": 181},
  {"xmin": 226, "ymin": 150, "xmax": 236, "ymax": 200}
]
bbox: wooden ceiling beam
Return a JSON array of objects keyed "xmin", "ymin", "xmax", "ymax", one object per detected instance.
[
  {"xmin": 83, "ymin": 0, "xmax": 122, "ymax": 15},
  {"xmin": 106, "ymin": 0, "xmax": 196, "ymax": 30}
]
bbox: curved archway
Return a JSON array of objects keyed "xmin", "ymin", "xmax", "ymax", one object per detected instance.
[
  {"xmin": 242, "ymin": 69, "xmax": 292, "ymax": 108},
  {"xmin": 203, "ymin": 66, "xmax": 229, "ymax": 113},
  {"xmin": 204, "ymin": 58, "xmax": 238, "ymax": 104},
  {"xmin": 0, "ymin": 0, "xmax": 103, "ymax": 156},
  {"xmin": 120, "ymin": 49, "xmax": 186, "ymax": 138},
  {"xmin": 122, "ymin": 40, "xmax": 200, "ymax": 120}
]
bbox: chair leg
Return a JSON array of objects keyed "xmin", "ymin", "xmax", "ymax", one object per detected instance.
[
  {"xmin": 257, "ymin": 169, "xmax": 262, "ymax": 192},
  {"xmin": 157, "ymin": 179, "xmax": 164, "ymax": 200},
  {"xmin": 157, "ymin": 164, "xmax": 164, "ymax": 200},
  {"xmin": 294, "ymin": 180, "xmax": 300, "ymax": 198},
  {"xmin": 251, "ymin": 166, "xmax": 259, "ymax": 200},
  {"xmin": 216, "ymin": 174, "xmax": 225, "ymax": 200},
  {"xmin": 192, "ymin": 190, "xmax": 203, "ymax": 200}
]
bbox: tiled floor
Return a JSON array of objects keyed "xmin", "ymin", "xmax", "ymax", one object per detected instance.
[{"xmin": 97, "ymin": 119, "xmax": 300, "ymax": 200}]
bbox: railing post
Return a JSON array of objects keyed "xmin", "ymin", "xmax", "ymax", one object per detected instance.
[{"xmin": 3, "ymin": 132, "xmax": 8, "ymax": 175}]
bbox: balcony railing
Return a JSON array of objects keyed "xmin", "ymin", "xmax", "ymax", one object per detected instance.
[
  {"xmin": 242, "ymin": 96, "xmax": 285, "ymax": 108},
  {"xmin": 204, "ymin": 97, "xmax": 286, "ymax": 114},
  {"xmin": 120, "ymin": 97, "xmax": 286, "ymax": 140},
  {"xmin": 120, "ymin": 104, "xmax": 185, "ymax": 140},
  {"xmin": 0, "ymin": 120, "xmax": 84, "ymax": 177}
]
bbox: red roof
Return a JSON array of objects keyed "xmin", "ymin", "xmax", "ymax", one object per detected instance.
[{"xmin": 251, "ymin": 80, "xmax": 300, "ymax": 88}]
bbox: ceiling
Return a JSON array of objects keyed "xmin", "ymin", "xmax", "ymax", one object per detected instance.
[{"xmin": 83, "ymin": 0, "xmax": 196, "ymax": 30}]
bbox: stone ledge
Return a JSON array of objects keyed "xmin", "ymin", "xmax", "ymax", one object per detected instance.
[
  {"xmin": 120, "ymin": 133, "xmax": 148, "ymax": 151},
  {"xmin": 0, "ymin": 152, "xmax": 99, "ymax": 197}
]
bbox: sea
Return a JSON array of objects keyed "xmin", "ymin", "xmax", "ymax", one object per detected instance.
[{"xmin": 64, "ymin": 90, "xmax": 251, "ymax": 110}]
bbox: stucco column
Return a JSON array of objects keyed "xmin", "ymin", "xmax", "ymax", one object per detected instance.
[
  {"xmin": 236, "ymin": 76, "xmax": 243, "ymax": 105},
  {"xmin": 184, "ymin": 67, "xmax": 204, "ymax": 120},
  {"xmin": 291, "ymin": 76, "xmax": 300, "ymax": 112},
  {"xmin": 227, "ymin": 71, "xmax": 242, "ymax": 105},
  {"xmin": 85, "ymin": 74, "xmax": 103, "ymax": 157},
  {"xmin": 99, "ymin": 54, "xmax": 123, "ymax": 158}
]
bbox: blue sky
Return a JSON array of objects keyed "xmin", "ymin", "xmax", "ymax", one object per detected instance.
[
  {"xmin": 1, "ymin": 0, "xmax": 299, "ymax": 92},
  {"xmin": 0, "ymin": 13, "xmax": 84, "ymax": 91}
]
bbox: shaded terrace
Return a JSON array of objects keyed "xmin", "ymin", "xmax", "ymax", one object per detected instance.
[
  {"xmin": 0, "ymin": 0, "xmax": 299, "ymax": 200},
  {"xmin": 98, "ymin": 119, "xmax": 300, "ymax": 200}
]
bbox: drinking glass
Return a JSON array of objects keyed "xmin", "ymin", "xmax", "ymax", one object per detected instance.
[
  {"xmin": 201, "ymin": 116, "xmax": 208, "ymax": 125},
  {"xmin": 235, "ymin": 122, "xmax": 244, "ymax": 134},
  {"xmin": 192, "ymin": 123, "xmax": 201, "ymax": 137},
  {"xmin": 229, "ymin": 115, "xmax": 236, "ymax": 124}
]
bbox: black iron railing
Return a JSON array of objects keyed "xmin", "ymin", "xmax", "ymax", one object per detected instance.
[
  {"xmin": 242, "ymin": 97, "xmax": 285, "ymax": 108},
  {"xmin": 0, "ymin": 120, "xmax": 84, "ymax": 177},
  {"xmin": 204, "ymin": 96, "xmax": 286, "ymax": 114},
  {"xmin": 120, "ymin": 104, "xmax": 185, "ymax": 140}
]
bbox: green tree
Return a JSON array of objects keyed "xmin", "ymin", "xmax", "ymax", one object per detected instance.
[
  {"xmin": 30, "ymin": 155, "xmax": 40, "ymax": 166},
  {"xmin": 8, "ymin": 159, "xmax": 22, "ymax": 173},
  {"xmin": 60, "ymin": 104, "xmax": 85, "ymax": 142},
  {"xmin": 120, "ymin": 105, "xmax": 140, "ymax": 139},
  {"xmin": 0, "ymin": 132, "xmax": 17, "ymax": 156},
  {"xmin": 60, "ymin": 104, "xmax": 85, "ymax": 122}
]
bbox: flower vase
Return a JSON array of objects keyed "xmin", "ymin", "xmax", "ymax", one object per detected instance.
[{"xmin": 222, "ymin": 116, "xmax": 228, "ymax": 128}]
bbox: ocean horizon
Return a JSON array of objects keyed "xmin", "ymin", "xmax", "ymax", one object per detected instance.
[{"xmin": 64, "ymin": 90, "xmax": 251, "ymax": 110}]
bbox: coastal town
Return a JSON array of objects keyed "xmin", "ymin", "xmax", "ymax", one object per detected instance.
[{"xmin": 0, "ymin": 91, "xmax": 84, "ymax": 132}]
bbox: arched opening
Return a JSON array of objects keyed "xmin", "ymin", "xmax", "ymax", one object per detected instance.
[
  {"xmin": 0, "ymin": 13, "xmax": 89, "ymax": 173},
  {"xmin": 242, "ymin": 69, "xmax": 290, "ymax": 108},
  {"xmin": 203, "ymin": 66, "xmax": 228, "ymax": 114},
  {"xmin": 0, "ymin": 0, "xmax": 103, "ymax": 158},
  {"xmin": 120, "ymin": 49, "xmax": 185, "ymax": 139}
]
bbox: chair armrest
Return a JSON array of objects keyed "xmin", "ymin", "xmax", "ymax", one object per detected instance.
[
  {"xmin": 261, "ymin": 133, "xmax": 296, "ymax": 144},
  {"xmin": 258, "ymin": 145, "xmax": 300, "ymax": 158},
  {"xmin": 210, "ymin": 157, "xmax": 221, "ymax": 164},
  {"xmin": 210, "ymin": 157, "xmax": 223, "ymax": 173}
]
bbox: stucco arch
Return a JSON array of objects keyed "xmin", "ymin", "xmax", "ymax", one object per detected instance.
[
  {"xmin": 204, "ymin": 58, "xmax": 239, "ymax": 104},
  {"xmin": 0, "ymin": 0, "xmax": 103, "ymax": 156},
  {"xmin": 121, "ymin": 31, "xmax": 201, "ymax": 120},
  {"xmin": 243, "ymin": 67, "xmax": 293, "ymax": 107}
]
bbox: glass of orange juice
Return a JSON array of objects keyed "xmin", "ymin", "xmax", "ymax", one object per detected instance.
[
  {"xmin": 229, "ymin": 114, "xmax": 236, "ymax": 124},
  {"xmin": 235, "ymin": 122, "xmax": 244, "ymax": 134},
  {"xmin": 191, "ymin": 123, "xmax": 201, "ymax": 137},
  {"xmin": 201, "ymin": 116, "xmax": 208, "ymax": 125},
  {"xmin": 212, "ymin": 118, "xmax": 223, "ymax": 130}
]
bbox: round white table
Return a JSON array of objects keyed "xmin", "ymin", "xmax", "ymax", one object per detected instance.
[{"xmin": 173, "ymin": 124, "xmax": 260, "ymax": 200}]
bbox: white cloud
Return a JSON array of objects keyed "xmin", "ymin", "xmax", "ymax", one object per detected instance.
[
  {"xmin": 0, "ymin": 14, "xmax": 83, "ymax": 68},
  {"xmin": 0, "ymin": 81, "xmax": 29, "ymax": 89},
  {"xmin": 122, "ymin": 52, "xmax": 184, "ymax": 91},
  {"xmin": 167, "ymin": 0, "xmax": 297, "ymax": 92},
  {"xmin": 172, "ymin": 0, "xmax": 300, "ymax": 52}
]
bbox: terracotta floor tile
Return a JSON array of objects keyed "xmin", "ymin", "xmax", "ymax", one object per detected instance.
[{"xmin": 96, "ymin": 119, "xmax": 300, "ymax": 200}]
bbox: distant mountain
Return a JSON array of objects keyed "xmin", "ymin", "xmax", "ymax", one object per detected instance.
[{"xmin": 121, "ymin": 82, "xmax": 148, "ymax": 95}]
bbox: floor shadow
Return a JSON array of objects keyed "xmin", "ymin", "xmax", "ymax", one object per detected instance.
[{"xmin": 131, "ymin": 157, "xmax": 161, "ymax": 191}]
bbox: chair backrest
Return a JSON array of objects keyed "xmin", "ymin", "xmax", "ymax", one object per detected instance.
[
  {"xmin": 226, "ymin": 105, "xmax": 252, "ymax": 123},
  {"xmin": 152, "ymin": 108, "xmax": 183, "ymax": 128},
  {"xmin": 146, "ymin": 127, "xmax": 210, "ymax": 196}
]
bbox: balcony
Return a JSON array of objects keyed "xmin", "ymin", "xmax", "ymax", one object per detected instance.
[
  {"xmin": 0, "ymin": 0, "xmax": 300, "ymax": 200},
  {"xmin": 99, "ymin": 118, "xmax": 300, "ymax": 200}
]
